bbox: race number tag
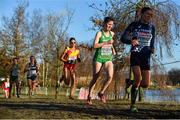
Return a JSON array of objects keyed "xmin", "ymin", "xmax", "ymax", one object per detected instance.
[
  {"xmin": 68, "ymin": 56, "xmax": 77, "ymax": 60},
  {"xmin": 5, "ymin": 82, "xmax": 10, "ymax": 88},
  {"xmin": 31, "ymin": 70, "xmax": 36, "ymax": 75},
  {"xmin": 101, "ymin": 44, "xmax": 112, "ymax": 56}
]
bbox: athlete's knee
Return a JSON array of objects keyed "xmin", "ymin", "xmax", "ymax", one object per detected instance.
[
  {"xmin": 70, "ymin": 69, "xmax": 75, "ymax": 74},
  {"xmin": 29, "ymin": 87, "xmax": 33, "ymax": 90},
  {"xmin": 30, "ymin": 86, "xmax": 33, "ymax": 89},
  {"xmin": 74, "ymin": 80, "xmax": 77, "ymax": 85},
  {"xmin": 134, "ymin": 73, "xmax": 141, "ymax": 80},
  {"xmin": 140, "ymin": 83, "xmax": 150, "ymax": 88},
  {"xmin": 108, "ymin": 75, "xmax": 113, "ymax": 80}
]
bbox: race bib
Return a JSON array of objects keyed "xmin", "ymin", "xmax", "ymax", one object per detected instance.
[
  {"xmin": 5, "ymin": 82, "xmax": 10, "ymax": 88},
  {"xmin": 101, "ymin": 44, "xmax": 112, "ymax": 56},
  {"xmin": 31, "ymin": 70, "xmax": 37, "ymax": 75},
  {"xmin": 137, "ymin": 31, "xmax": 152, "ymax": 49},
  {"xmin": 68, "ymin": 56, "xmax": 77, "ymax": 60}
]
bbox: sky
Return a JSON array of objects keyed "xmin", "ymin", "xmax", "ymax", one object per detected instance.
[{"xmin": 0, "ymin": 0, "xmax": 180, "ymax": 71}]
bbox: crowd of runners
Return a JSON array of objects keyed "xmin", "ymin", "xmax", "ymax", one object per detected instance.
[{"xmin": 0, "ymin": 7, "xmax": 155, "ymax": 112}]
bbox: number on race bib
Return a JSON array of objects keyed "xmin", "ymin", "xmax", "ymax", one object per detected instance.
[{"xmin": 101, "ymin": 45, "xmax": 112, "ymax": 56}]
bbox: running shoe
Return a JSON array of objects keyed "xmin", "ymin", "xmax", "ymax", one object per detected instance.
[
  {"xmin": 130, "ymin": 104, "xmax": 138, "ymax": 112},
  {"xmin": 98, "ymin": 92, "xmax": 106, "ymax": 103},
  {"xmin": 69, "ymin": 96, "xmax": 75, "ymax": 100}
]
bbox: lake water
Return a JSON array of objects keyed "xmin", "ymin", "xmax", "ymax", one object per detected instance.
[{"xmin": 144, "ymin": 88, "xmax": 180, "ymax": 103}]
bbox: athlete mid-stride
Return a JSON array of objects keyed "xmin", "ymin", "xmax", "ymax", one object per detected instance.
[
  {"xmin": 121, "ymin": 7, "xmax": 155, "ymax": 112},
  {"xmin": 60, "ymin": 37, "xmax": 81, "ymax": 100},
  {"xmin": 24, "ymin": 56, "xmax": 39, "ymax": 98},
  {"xmin": 87, "ymin": 17, "xmax": 116, "ymax": 105}
]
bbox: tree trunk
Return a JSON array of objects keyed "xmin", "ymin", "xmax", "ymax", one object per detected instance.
[
  {"xmin": 42, "ymin": 59, "xmax": 45, "ymax": 87},
  {"xmin": 45, "ymin": 62, "xmax": 49, "ymax": 87},
  {"xmin": 55, "ymin": 48, "xmax": 60, "ymax": 99}
]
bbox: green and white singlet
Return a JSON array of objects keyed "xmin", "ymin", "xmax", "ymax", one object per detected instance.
[{"xmin": 94, "ymin": 31, "xmax": 113, "ymax": 63}]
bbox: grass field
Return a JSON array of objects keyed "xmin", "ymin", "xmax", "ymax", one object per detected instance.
[{"xmin": 0, "ymin": 94, "xmax": 179, "ymax": 119}]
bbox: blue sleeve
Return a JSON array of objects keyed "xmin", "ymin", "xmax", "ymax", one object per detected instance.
[
  {"xmin": 121, "ymin": 22, "xmax": 136, "ymax": 44},
  {"xmin": 150, "ymin": 25, "xmax": 155, "ymax": 49}
]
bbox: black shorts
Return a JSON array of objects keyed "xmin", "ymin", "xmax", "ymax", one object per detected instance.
[
  {"xmin": 27, "ymin": 75, "xmax": 37, "ymax": 81},
  {"xmin": 130, "ymin": 52, "xmax": 151, "ymax": 70},
  {"xmin": 10, "ymin": 76, "xmax": 18, "ymax": 82}
]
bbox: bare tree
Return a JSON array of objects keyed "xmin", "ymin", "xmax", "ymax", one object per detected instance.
[
  {"xmin": 0, "ymin": 1, "xmax": 29, "ymax": 79},
  {"xmin": 28, "ymin": 9, "xmax": 46, "ymax": 86},
  {"xmin": 0, "ymin": 1, "xmax": 74, "ymax": 95},
  {"xmin": 89, "ymin": 0, "xmax": 180, "ymax": 57},
  {"xmin": 39, "ymin": 9, "xmax": 74, "ymax": 98},
  {"xmin": 1, "ymin": 1, "xmax": 29, "ymax": 57}
]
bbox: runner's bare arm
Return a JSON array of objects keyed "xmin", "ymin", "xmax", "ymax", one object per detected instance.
[
  {"xmin": 93, "ymin": 31, "xmax": 103, "ymax": 48},
  {"xmin": 111, "ymin": 31, "xmax": 116, "ymax": 55},
  {"xmin": 112, "ymin": 45, "xmax": 116, "ymax": 55},
  {"xmin": 60, "ymin": 48, "xmax": 68, "ymax": 62}
]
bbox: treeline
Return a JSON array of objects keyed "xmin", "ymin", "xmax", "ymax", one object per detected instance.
[{"xmin": 0, "ymin": 2, "xmax": 74, "ymax": 87}]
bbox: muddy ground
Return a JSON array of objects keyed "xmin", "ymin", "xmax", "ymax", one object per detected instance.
[{"xmin": 0, "ymin": 95, "xmax": 179, "ymax": 119}]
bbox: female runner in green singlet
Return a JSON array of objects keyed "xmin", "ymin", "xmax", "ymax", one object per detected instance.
[{"xmin": 87, "ymin": 17, "xmax": 116, "ymax": 105}]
